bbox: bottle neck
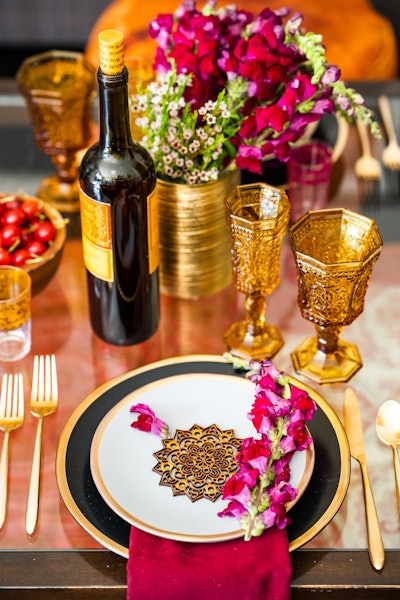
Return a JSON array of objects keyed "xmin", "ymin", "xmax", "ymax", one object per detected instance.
[{"xmin": 98, "ymin": 67, "xmax": 133, "ymax": 150}]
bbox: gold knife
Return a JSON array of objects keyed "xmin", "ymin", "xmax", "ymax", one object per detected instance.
[{"xmin": 344, "ymin": 388, "xmax": 385, "ymax": 570}]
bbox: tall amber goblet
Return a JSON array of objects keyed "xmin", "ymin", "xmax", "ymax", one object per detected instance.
[
  {"xmin": 289, "ymin": 208, "xmax": 382, "ymax": 384},
  {"xmin": 224, "ymin": 182, "xmax": 290, "ymax": 360},
  {"xmin": 17, "ymin": 50, "xmax": 96, "ymax": 213}
]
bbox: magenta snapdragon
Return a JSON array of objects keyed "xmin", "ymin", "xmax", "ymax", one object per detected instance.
[
  {"xmin": 129, "ymin": 403, "xmax": 171, "ymax": 439},
  {"xmin": 218, "ymin": 359, "xmax": 316, "ymax": 541},
  {"xmin": 142, "ymin": 1, "xmax": 378, "ymax": 179}
]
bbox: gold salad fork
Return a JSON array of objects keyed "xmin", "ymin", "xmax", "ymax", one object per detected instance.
[
  {"xmin": 0, "ymin": 373, "xmax": 24, "ymax": 528},
  {"xmin": 25, "ymin": 355, "xmax": 58, "ymax": 535},
  {"xmin": 378, "ymin": 95, "xmax": 400, "ymax": 171}
]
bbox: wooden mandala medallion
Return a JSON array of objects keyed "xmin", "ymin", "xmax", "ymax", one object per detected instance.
[{"xmin": 152, "ymin": 424, "xmax": 242, "ymax": 503}]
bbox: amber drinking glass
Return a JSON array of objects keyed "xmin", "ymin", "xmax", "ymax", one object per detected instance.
[
  {"xmin": 289, "ymin": 208, "xmax": 382, "ymax": 384},
  {"xmin": 224, "ymin": 182, "xmax": 290, "ymax": 360},
  {"xmin": 17, "ymin": 50, "xmax": 96, "ymax": 213}
]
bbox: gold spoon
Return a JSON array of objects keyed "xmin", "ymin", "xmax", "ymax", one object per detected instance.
[{"xmin": 376, "ymin": 400, "xmax": 400, "ymax": 516}]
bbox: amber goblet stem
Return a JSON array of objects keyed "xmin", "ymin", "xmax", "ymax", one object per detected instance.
[
  {"xmin": 243, "ymin": 294, "xmax": 267, "ymax": 337},
  {"xmin": 51, "ymin": 152, "xmax": 78, "ymax": 183},
  {"xmin": 314, "ymin": 324, "xmax": 343, "ymax": 355}
]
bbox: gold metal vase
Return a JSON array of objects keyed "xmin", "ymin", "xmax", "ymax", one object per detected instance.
[
  {"xmin": 223, "ymin": 182, "xmax": 290, "ymax": 360},
  {"xmin": 157, "ymin": 169, "xmax": 241, "ymax": 299},
  {"xmin": 289, "ymin": 208, "xmax": 382, "ymax": 384}
]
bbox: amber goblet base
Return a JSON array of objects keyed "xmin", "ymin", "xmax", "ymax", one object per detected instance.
[
  {"xmin": 224, "ymin": 294, "xmax": 284, "ymax": 361},
  {"xmin": 291, "ymin": 337, "xmax": 363, "ymax": 384}
]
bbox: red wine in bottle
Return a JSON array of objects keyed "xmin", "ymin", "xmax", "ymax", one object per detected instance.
[{"xmin": 79, "ymin": 30, "xmax": 159, "ymax": 345}]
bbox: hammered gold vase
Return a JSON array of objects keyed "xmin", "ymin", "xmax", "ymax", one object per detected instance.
[
  {"xmin": 157, "ymin": 169, "xmax": 241, "ymax": 299},
  {"xmin": 289, "ymin": 208, "xmax": 382, "ymax": 384}
]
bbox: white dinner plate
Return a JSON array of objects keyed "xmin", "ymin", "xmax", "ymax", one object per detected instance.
[{"xmin": 90, "ymin": 372, "xmax": 314, "ymax": 543}]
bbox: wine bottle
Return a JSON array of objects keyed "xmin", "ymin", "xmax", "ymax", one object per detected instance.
[{"xmin": 79, "ymin": 29, "xmax": 159, "ymax": 345}]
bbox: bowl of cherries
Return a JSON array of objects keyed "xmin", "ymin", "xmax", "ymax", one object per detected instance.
[{"xmin": 0, "ymin": 192, "xmax": 67, "ymax": 295}]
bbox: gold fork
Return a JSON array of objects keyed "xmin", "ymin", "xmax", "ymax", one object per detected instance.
[
  {"xmin": 378, "ymin": 95, "xmax": 400, "ymax": 171},
  {"xmin": 0, "ymin": 373, "xmax": 24, "ymax": 528},
  {"xmin": 355, "ymin": 120, "xmax": 382, "ymax": 181},
  {"xmin": 25, "ymin": 355, "xmax": 58, "ymax": 535}
]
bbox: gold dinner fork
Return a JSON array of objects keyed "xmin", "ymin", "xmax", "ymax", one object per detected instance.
[
  {"xmin": 355, "ymin": 120, "xmax": 382, "ymax": 181},
  {"xmin": 378, "ymin": 95, "xmax": 400, "ymax": 171},
  {"xmin": 355, "ymin": 120, "xmax": 382, "ymax": 207},
  {"xmin": 0, "ymin": 373, "xmax": 24, "ymax": 528},
  {"xmin": 25, "ymin": 355, "xmax": 58, "ymax": 535}
]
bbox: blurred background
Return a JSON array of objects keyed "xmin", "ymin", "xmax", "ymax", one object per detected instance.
[{"xmin": 0, "ymin": 0, "xmax": 399, "ymax": 78}]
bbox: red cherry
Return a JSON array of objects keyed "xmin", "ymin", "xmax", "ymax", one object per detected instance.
[
  {"xmin": 20, "ymin": 200, "xmax": 40, "ymax": 218},
  {"xmin": 26, "ymin": 239, "xmax": 47, "ymax": 256},
  {"xmin": 1, "ymin": 224, "xmax": 21, "ymax": 247},
  {"xmin": 34, "ymin": 220, "xmax": 55, "ymax": 243},
  {"xmin": 12, "ymin": 248, "xmax": 30, "ymax": 267},
  {"xmin": 2, "ymin": 208, "xmax": 26, "ymax": 227},
  {"xmin": 0, "ymin": 248, "xmax": 12, "ymax": 265},
  {"xmin": 3, "ymin": 198, "xmax": 21, "ymax": 211}
]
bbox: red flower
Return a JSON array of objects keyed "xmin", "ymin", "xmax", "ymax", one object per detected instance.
[{"xmin": 129, "ymin": 403, "xmax": 170, "ymax": 438}]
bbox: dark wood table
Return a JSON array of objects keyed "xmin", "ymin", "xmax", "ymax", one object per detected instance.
[{"xmin": 0, "ymin": 78, "xmax": 399, "ymax": 598}]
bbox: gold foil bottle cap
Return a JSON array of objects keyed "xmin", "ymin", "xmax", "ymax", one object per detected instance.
[{"xmin": 98, "ymin": 30, "xmax": 125, "ymax": 75}]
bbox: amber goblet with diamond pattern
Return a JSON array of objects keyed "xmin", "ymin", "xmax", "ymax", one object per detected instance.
[
  {"xmin": 224, "ymin": 182, "xmax": 290, "ymax": 361},
  {"xmin": 17, "ymin": 50, "xmax": 96, "ymax": 213},
  {"xmin": 289, "ymin": 208, "xmax": 382, "ymax": 384}
]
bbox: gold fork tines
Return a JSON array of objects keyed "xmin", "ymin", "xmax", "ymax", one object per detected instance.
[
  {"xmin": 25, "ymin": 355, "xmax": 58, "ymax": 535},
  {"xmin": 355, "ymin": 120, "xmax": 382, "ymax": 181},
  {"xmin": 0, "ymin": 373, "xmax": 24, "ymax": 528}
]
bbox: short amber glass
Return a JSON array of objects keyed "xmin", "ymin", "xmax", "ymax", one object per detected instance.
[
  {"xmin": 17, "ymin": 50, "xmax": 96, "ymax": 212},
  {"xmin": 223, "ymin": 182, "xmax": 290, "ymax": 360},
  {"xmin": 289, "ymin": 208, "xmax": 382, "ymax": 384}
]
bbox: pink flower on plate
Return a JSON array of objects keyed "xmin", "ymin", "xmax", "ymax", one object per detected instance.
[{"xmin": 129, "ymin": 403, "xmax": 170, "ymax": 439}]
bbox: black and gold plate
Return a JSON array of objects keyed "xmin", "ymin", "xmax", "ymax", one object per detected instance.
[{"xmin": 56, "ymin": 355, "xmax": 350, "ymax": 557}]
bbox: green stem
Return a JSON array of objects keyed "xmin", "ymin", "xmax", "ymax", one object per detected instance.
[{"xmin": 243, "ymin": 426, "xmax": 285, "ymax": 541}]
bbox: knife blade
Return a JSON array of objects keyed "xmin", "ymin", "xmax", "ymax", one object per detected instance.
[{"xmin": 344, "ymin": 388, "xmax": 385, "ymax": 570}]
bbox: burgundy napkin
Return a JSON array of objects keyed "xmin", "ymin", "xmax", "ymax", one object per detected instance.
[{"xmin": 126, "ymin": 525, "xmax": 291, "ymax": 600}]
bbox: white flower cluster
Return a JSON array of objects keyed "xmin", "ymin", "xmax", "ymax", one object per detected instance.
[{"xmin": 130, "ymin": 67, "xmax": 241, "ymax": 184}]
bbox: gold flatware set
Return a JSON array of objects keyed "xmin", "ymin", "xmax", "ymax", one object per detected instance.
[
  {"xmin": 355, "ymin": 94, "xmax": 400, "ymax": 182},
  {"xmin": 0, "ymin": 355, "xmax": 58, "ymax": 533}
]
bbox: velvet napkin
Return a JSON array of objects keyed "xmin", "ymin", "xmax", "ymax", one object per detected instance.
[{"xmin": 126, "ymin": 525, "xmax": 291, "ymax": 600}]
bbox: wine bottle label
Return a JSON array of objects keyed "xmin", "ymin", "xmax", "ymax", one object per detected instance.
[
  {"xmin": 98, "ymin": 30, "xmax": 125, "ymax": 76},
  {"xmin": 148, "ymin": 186, "xmax": 159, "ymax": 274},
  {"xmin": 79, "ymin": 187, "xmax": 114, "ymax": 282}
]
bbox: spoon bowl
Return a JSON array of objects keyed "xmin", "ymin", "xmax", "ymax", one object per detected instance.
[{"xmin": 376, "ymin": 400, "xmax": 400, "ymax": 516}]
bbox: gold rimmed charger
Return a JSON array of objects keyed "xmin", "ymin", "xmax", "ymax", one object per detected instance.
[{"xmin": 56, "ymin": 354, "xmax": 350, "ymax": 556}]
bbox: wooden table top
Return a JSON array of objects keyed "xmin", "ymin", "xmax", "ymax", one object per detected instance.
[{"xmin": 0, "ymin": 78, "xmax": 399, "ymax": 597}]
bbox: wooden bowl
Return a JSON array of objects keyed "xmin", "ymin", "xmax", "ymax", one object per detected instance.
[{"xmin": 0, "ymin": 193, "xmax": 67, "ymax": 296}]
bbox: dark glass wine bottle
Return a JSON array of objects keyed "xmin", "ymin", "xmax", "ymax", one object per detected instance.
[{"xmin": 79, "ymin": 30, "xmax": 159, "ymax": 345}]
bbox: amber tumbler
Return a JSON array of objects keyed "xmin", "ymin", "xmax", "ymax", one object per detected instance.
[{"xmin": 289, "ymin": 208, "xmax": 382, "ymax": 384}]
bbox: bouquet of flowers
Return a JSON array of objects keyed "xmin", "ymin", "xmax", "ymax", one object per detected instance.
[{"xmin": 131, "ymin": 1, "xmax": 378, "ymax": 184}]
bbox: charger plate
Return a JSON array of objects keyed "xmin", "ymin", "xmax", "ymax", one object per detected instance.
[
  {"xmin": 56, "ymin": 355, "xmax": 350, "ymax": 558},
  {"xmin": 89, "ymin": 373, "xmax": 314, "ymax": 543}
]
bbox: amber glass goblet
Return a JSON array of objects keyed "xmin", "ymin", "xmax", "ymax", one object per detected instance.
[
  {"xmin": 224, "ymin": 182, "xmax": 290, "ymax": 360},
  {"xmin": 289, "ymin": 208, "xmax": 382, "ymax": 384},
  {"xmin": 17, "ymin": 50, "xmax": 96, "ymax": 213}
]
